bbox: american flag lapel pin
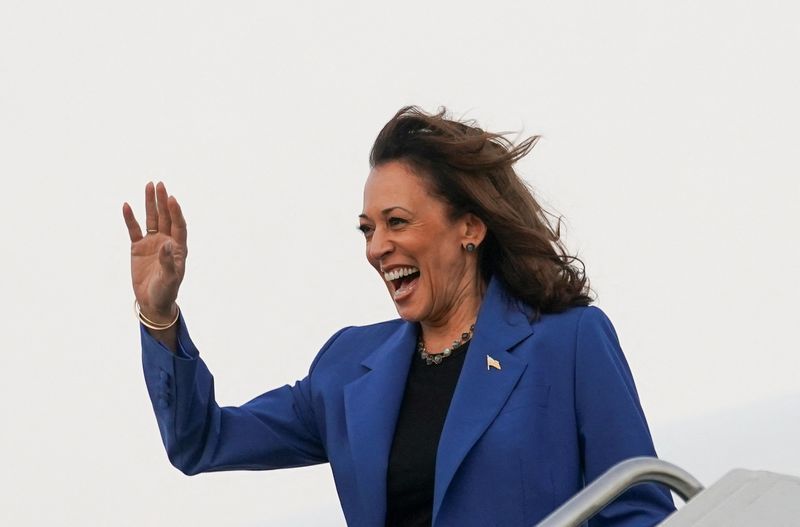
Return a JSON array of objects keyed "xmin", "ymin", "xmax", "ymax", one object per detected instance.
[{"xmin": 486, "ymin": 355, "xmax": 501, "ymax": 371}]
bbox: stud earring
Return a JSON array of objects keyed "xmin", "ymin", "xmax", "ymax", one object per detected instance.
[{"xmin": 465, "ymin": 243, "xmax": 476, "ymax": 253}]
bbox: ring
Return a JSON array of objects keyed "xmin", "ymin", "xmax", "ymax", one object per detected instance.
[{"xmin": 146, "ymin": 229, "xmax": 158, "ymax": 234}]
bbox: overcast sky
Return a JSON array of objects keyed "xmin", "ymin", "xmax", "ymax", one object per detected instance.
[{"xmin": 1, "ymin": 1, "xmax": 798, "ymax": 525}]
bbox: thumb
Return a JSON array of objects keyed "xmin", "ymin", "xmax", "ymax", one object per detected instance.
[{"xmin": 159, "ymin": 241, "xmax": 176, "ymax": 275}]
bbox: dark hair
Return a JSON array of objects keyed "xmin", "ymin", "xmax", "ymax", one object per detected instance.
[{"xmin": 370, "ymin": 106, "xmax": 592, "ymax": 315}]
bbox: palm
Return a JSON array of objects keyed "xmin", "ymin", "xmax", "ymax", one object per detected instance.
[
  {"xmin": 123, "ymin": 182, "xmax": 188, "ymax": 318},
  {"xmin": 131, "ymin": 234, "xmax": 183, "ymax": 306}
]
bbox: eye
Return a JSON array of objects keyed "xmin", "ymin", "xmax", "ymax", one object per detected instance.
[
  {"xmin": 357, "ymin": 224, "xmax": 373, "ymax": 237},
  {"xmin": 388, "ymin": 217, "xmax": 407, "ymax": 228}
]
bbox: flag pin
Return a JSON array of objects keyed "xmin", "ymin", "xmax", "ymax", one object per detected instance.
[{"xmin": 486, "ymin": 355, "xmax": 501, "ymax": 371}]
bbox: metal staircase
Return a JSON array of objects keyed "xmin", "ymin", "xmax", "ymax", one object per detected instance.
[{"xmin": 535, "ymin": 457, "xmax": 800, "ymax": 526}]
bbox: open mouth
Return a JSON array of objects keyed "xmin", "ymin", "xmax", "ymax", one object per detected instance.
[{"xmin": 384, "ymin": 266, "xmax": 421, "ymax": 299}]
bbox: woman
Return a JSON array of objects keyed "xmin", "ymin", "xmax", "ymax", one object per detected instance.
[{"xmin": 123, "ymin": 107, "xmax": 675, "ymax": 526}]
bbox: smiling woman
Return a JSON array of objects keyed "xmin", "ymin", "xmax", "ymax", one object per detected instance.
[
  {"xmin": 124, "ymin": 106, "xmax": 675, "ymax": 527},
  {"xmin": 359, "ymin": 160, "xmax": 486, "ymax": 339}
]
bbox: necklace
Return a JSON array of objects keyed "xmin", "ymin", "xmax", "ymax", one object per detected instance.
[{"xmin": 417, "ymin": 324, "xmax": 476, "ymax": 365}]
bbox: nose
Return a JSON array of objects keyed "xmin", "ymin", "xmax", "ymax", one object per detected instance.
[{"xmin": 367, "ymin": 225, "xmax": 394, "ymax": 263}]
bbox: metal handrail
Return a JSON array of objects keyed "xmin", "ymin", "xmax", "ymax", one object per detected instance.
[{"xmin": 535, "ymin": 457, "xmax": 704, "ymax": 527}]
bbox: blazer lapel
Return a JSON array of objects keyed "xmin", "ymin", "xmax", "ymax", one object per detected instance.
[
  {"xmin": 432, "ymin": 279, "xmax": 534, "ymax": 524},
  {"xmin": 344, "ymin": 321, "xmax": 417, "ymax": 526}
]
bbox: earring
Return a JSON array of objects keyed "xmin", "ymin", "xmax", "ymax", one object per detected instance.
[{"xmin": 465, "ymin": 243, "xmax": 476, "ymax": 253}]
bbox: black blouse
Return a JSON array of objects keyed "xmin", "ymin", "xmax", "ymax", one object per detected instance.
[{"xmin": 385, "ymin": 341, "xmax": 470, "ymax": 527}]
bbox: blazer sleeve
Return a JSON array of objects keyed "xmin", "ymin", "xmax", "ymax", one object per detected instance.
[
  {"xmin": 574, "ymin": 307, "xmax": 675, "ymax": 527},
  {"xmin": 140, "ymin": 314, "xmax": 347, "ymax": 475}
]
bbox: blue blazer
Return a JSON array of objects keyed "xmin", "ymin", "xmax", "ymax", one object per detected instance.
[{"xmin": 141, "ymin": 279, "xmax": 674, "ymax": 526}]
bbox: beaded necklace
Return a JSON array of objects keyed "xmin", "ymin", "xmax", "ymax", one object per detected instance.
[{"xmin": 417, "ymin": 324, "xmax": 475, "ymax": 365}]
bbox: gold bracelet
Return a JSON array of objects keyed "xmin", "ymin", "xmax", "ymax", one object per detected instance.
[{"xmin": 134, "ymin": 300, "xmax": 180, "ymax": 331}]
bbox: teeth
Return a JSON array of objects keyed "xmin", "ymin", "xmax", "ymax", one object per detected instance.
[{"xmin": 383, "ymin": 266, "xmax": 419, "ymax": 282}]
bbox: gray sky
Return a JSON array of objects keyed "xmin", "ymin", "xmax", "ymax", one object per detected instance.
[{"xmin": 1, "ymin": 1, "xmax": 798, "ymax": 524}]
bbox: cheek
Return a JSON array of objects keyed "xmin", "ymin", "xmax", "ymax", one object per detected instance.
[
  {"xmin": 364, "ymin": 245, "xmax": 377, "ymax": 268},
  {"xmin": 422, "ymin": 251, "xmax": 459, "ymax": 288},
  {"xmin": 365, "ymin": 250, "xmax": 385, "ymax": 280},
  {"xmin": 429, "ymin": 242, "xmax": 464, "ymax": 272}
]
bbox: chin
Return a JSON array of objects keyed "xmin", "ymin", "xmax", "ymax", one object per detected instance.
[
  {"xmin": 391, "ymin": 300, "xmax": 423, "ymax": 323},
  {"xmin": 393, "ymin": 306, "xmax": 418, "ymax": 322},
  {"xmin": 395, "ymin": 301, "xmax": 435, "ymax": 324}
]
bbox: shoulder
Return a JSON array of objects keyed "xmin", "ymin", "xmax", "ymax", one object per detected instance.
[
  {"xmin": 519, "ymin": 304, "xmax": 639, "ymax": 399},
  {"xmin": 530, "ymin": 305, "xmax": 614, "ymax": 340},
  {"xmin": 330, "ymin": 318, "xmax": 406, "ymax": 343},
  {"xmin": 308, "ymin": 318, "xmax": 406, "ymax": 372},
  {"xmin": 510, "ymin": 305, "xmax": 622, "ymax": 372}
]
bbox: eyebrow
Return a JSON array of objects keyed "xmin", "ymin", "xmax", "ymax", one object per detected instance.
[{"xmin": 358, "ymin": 206, "xmax": 412, "ymax": 220}]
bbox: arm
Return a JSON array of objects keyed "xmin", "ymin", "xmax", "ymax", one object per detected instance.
[
  {"xmin": 141, "ymin": 316, "xmax": 346, "ymax": 475},
  {"xmin": 574, "ymin": 307, "xmax": 675, "ymax": 527},
  {"xmin": 126, "ymin": 182, "xmax": 332, "ymax": 475}
]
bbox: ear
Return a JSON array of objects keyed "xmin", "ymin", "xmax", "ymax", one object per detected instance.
[{"xmin": 461, "ymin": 213, "xmax": 487, "ymax": 248}]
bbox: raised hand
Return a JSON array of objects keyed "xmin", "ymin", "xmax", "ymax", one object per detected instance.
[{"xmin": 122, "ymin": 182, "xmax": 188, "ymax": 325}]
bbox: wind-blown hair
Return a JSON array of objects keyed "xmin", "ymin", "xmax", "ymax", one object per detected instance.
[{"xmin": 369, "ymin": 106, "xmax": 592, "ymax": 315}]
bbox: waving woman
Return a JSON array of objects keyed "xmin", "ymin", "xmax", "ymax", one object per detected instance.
[{"xmin": 123, "ymin": 107, "xmax": 674, "ymax": 526}]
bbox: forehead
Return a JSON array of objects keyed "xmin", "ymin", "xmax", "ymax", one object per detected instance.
[{"xmin": 362, "ymin": 161, "xmax": 437, "ymax": 213}]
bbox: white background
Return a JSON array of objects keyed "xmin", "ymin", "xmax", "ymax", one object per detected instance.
[{"xmin": 1, "ymin": 1, "xmax": 798, "ymax": 525}]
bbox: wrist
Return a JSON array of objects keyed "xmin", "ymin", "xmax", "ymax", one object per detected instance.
[
  {"xmin": 140, "ymin": 304, "xmax": 177, "ymax": 322},
  {"xmin": 135, "ymin": 301, "xmax": 180, "ymax": 330}
]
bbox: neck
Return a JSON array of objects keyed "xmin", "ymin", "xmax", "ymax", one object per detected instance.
[{"xmin": 419, "ymin": 283, "xmax": 483, "ymax": 354}]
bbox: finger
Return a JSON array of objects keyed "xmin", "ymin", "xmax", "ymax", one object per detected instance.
[
  {"xmin": 159, "ymin": 241, "xmax": 177, "ymax": 275},
  {"xmin": 156, "ymin": 181, "xmax": 172, "ymax": 234},
  {"xmin": 145, "ymin": 182, "xmax": 158, "ymax": 234},
  {"xmin": 168, "ymin": 195, "xmax": 188, "ymax": 247},
  {"xmin": 173, "ymin": 245, "xmax": 186, "ymax": 278},
  {"xmin": 122, "ymin": 202, "xmax": 144, "ymax": 242}
]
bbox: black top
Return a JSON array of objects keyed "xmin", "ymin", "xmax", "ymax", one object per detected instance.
[{"xmin": 385, "ymin": 341, "xmax": 470, "ymax": 527}]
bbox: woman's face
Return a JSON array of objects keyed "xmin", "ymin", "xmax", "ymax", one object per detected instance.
[{"xmin": 359, "ymin": 161, "xmax": 484, "ymax": 324}]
